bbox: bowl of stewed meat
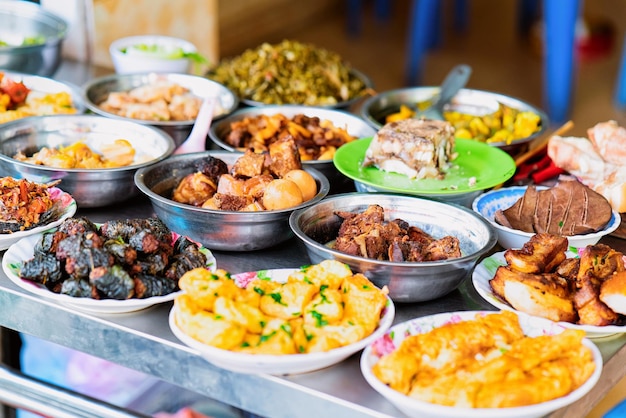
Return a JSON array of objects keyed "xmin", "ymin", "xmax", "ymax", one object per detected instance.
[
  {"xmin": 289, "ymin": 192, "xmax": 497, "ymax": 302},
  {"xmin": 208, "ymin": 105, "xmax": 376, "ymax": 192},
  {"xmin": 134, "ymin": 145, "xmax": 329, "ymax": 251}
]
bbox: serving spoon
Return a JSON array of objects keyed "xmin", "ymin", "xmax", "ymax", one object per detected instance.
[
  {"xmin": 415, "ymin": 64, "xmax": 472, "ymax": 120},
  {"xmin": 174, "ymin": 96, "xmax": 216, "ymax": 154}
]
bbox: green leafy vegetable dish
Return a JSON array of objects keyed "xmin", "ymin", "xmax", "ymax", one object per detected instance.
[{"xmin": 120, "ymin": 43, "xmax": 207, "ymax": 64}]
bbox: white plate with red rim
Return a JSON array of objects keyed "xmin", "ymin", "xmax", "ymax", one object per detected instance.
[
  {"xmin": 0, "ymin": 187, "xmax": 76, "ymax": 251},
  {"xmin": 169, "ymin": 267, "xmax": 395, "ymax": 375},
  {"xmin": 360, "ymin": 310, "xmax": 603, "ymax": 418},
  {"xmin": 472, "ymin": 251, "xmax": 626, "ymax": 338},
  {"xmin": 2, "ymin": 229, "xmax": 216, "ymax": 314}
]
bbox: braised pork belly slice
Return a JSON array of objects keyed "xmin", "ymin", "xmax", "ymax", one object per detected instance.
[
  {"xmin": 574, "ymin": 243, "xmax": 625, "ymax": 326},
  {"xmin": 503, "ymin": 233, "xmax": 568, "ymax": 274}
]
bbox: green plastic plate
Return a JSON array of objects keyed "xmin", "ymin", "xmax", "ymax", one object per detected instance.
[{"xmin": 333, "ymin": 138, "xmax": 515, "ymax": 196}]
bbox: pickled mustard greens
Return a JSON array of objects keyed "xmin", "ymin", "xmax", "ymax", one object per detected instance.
[{"xmin": 206, "ymin": 40, "xmax": 369, "ymax": 106}]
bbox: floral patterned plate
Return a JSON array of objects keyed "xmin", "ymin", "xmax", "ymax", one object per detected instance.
[
  {"xmin": 0, "ymin": 187, "xmax": 76, "ymax": 251},
  {"xmin": 472, "ymin": 251, "xmax": 626, "ymax": 338},
  {"xmin": 360, "ymin": 310, "xmax": 602, "ymax": 418}
]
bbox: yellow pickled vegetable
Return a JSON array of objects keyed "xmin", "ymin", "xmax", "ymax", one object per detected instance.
[{"xmin": 384, "ymin": 98, "xmax": 542, "ymax": 145}]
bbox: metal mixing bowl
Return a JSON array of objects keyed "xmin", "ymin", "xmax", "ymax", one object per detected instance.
[
  {"xmin": 0, "ymin": 114, "xmax": 175, "ymax": 208},
  {"xmin": 289, "ymin": 193, "xmax": 497, "ymax": 302},
  {"xmin": 0, "ymin": 1, "xmax": 67, "ymax": 76},
  {"xmin": 360, "ymin": 86, "xmax": 548, "ymax": 155},
  {"xmin": 209, "ymin": 105, "xmax": 377, "ymax": 192},
  {"xmin": 134, "ymin": 151, "xmax": 330, "ymax": 251},
  {"xmin": 82, "ymin": 72, "xmax": 239, "ymax": 147}
]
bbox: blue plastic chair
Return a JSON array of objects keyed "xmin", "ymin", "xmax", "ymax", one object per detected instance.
[
  {"xmin": 615, "ymin": 35, "xmax": 626, "ymax": 109},
  {"xmin": 543, "ymin": 0, "xmax": 580, "ymax": 124},
  {"xmin": 604, "ymin": 398, "xmax": 626, "ymax": 417},
  {"xmin": 345, "ymin": 0, "xmax": 581, "ymax": 124}
]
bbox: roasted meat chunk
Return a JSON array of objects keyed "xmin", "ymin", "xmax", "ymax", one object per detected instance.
[
  {"xmin": 573, "ymin": 244, "xmax": 624, "ymax": 326},
  {"xmin": 231, "ymin": 149, "xmax": 267, "ymax": 178},
  {"xmin": 503, "ymin": 233, "xmax": 568, "ymax": 274},
  {"xmin": 267, "ymin": 137, "xmax": 302, "ymax": 178},
  {"xmin": 490, "ymin": 266, "xmax": 576, "ymax": 323},
  {"xmin": 333, "ymin": 204, "xmax": 461, "ymax": 262},
  {"xmin": 172, "ymin": 172, "xmax": 217, "ymax": 207}
]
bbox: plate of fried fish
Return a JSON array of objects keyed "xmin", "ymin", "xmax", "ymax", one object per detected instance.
[
  {"xmin": 2, "ymin": 217, "xmax": 216, "ymax": 314},
  {"xmin": 472, "ymin": 233, "xmax": 626, "ymax": 338},
  {"xmin": 360, "ymin": 310, "xmax": 601, "ymax": 418},
  {"xmin": 0, "ymin": 178, "xmax": 77, "ymax": 251},
  {"xmin": 169, "ymin": 260, "xmax": 394, "ymax": 375},
  {"xmin": 333, "ymin": 137, "xmax": 515, "ymax": 197}
]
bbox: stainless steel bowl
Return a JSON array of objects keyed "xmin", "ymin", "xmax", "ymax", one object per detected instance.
[
  {"xmin": 0, "ymin": 114, "xmax": 175, "ymax": 208},
  {"xmin": 209, "ymin": 105, "xmax": 377, "ymax": 192},
  {"xmin": 82, "ymin": 72, "xmax": 239, "ymax": 147},
  {"xmin": 289, "ymin": 193, "xmax": 497, "ymax": 302},
  {"xmin": 360, "ymin": 87, "xmax": 548, "ymax": 155},
  {"xmin": 134, "ymin": 151, "xmax": 331, "ymax": 251},
  {"xmin": 0, "ymin": 1, "xmax": 67, "ymax": 76}
]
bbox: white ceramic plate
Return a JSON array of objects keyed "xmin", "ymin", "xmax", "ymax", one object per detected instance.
[
  {"xmin": 472, "ymin": 251, "xmax": 626, "ymax": 338},
  {"xmin": 169, "ymin": 268, "xmax": 395, "ymax": 375},
  {"xmin": 0, "ymin": 187, "xmax": 76, "ymax": 251},
  {"xmin": 360, "ymin": 311, "xmax": 602, "ymax": 418},
  {"xmin": 2, "ymin": 230, "xmax": 216, "ymax": 314}
]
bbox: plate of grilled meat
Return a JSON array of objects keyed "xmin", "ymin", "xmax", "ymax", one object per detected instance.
[
  {"xmin": 472, "ymin": 232, "xmax": 626, "ymax": 338},
  {"xmin": 2, "ymin": 216, "xmax": 216, "ymax": 314}
]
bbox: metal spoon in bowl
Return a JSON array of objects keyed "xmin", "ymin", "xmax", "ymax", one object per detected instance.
[
  {"xmin": 174, "ymin": 96, "xmax": 216, "ymax": 154},
  {"xmin": 415, "ymin": 64, "xmax": 472, "ymax": 120}
]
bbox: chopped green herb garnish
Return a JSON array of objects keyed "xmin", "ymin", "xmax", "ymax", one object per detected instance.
[
  {"xmin": 310, "ymin": 310, "xmax": 328, "ymax": 327},
  {"xmin": 259, "ymin": 331, "xmax": 277, "ymax": 344},
  {"xmin": 269, "ymin": 292, "xmax": 287, "ymax": 306}
]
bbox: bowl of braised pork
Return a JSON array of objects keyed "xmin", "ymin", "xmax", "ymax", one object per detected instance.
[
  {"xmin": 0, "ymin": 114, "xmax": 176, "ymax": 208},
  {"xmin": 209, "ymin": 105, "xmax": 377, "ymax": 192},
  {"xmin": 82, "ymin": 72, "xmax": 238, "ymax": 147},
  {"xmin": 472, "ymin": 179, "xmax": 621, "ymax": 250},
  {"xmin": 289, "ymin": 192, "xmax": 497, "ymax": 302},
  {"xmin": 134, "ymin": 147, "xmax": 330, "ymax": 251}
]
